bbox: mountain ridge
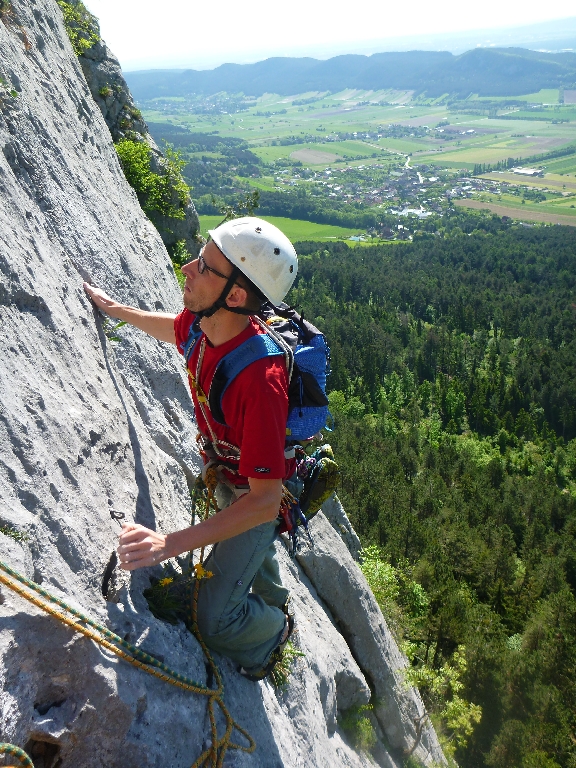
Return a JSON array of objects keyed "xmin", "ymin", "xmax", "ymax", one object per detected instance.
[{"xmin": 126, "ymin": 47, "xmax": 576, "ymax": 101}]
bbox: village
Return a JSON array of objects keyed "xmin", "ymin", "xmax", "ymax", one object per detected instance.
[{"xmin": 263, "ymin": 158, "xmax": 565, "ymax": 240}]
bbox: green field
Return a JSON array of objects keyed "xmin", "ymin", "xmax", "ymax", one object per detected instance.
[
  {"xmin": 501, "ymin": 109, "xmax": 576, "ymax": 121},
  {"xmin": 455, "ymin": 198, "xmax": 576, "ymax": 225},
  {"xmin": 482, "ymin": 172, "xmax": 576, "ymax": 190},
  {"xmin": 248, "ymin": 143, "xmax": 383, "ymax": 164},
  {"xmin": 143, "ymin": 86, "xmax": 576, "ymax": 175},
  {"xmin": 470, "ymin": 89, "xmax": 561, "ymax": 103},
  {"xmin": 199, "ymin": 215, "xmax": 366, "ymax": 241},
  {"xmin": 541, "ymin": 155, "xmax": 576, "ymax": 175},
  {"xmin": 422, "ymin": 146, "xmax": 537, "ymax": 166},
  {"xmin": 418, "ymin": 131, "xmax": 576, "ymax": 168},
  {"xmin": 316, "ymin": 139, "xmax": 389, "ymax": 157},
  {"xmin": 250, "ymin": 145, "xmax": 303, "ymax": 163},
  {"xmin": 473, "ymin": 191, "xmax": 576, "ymax": 215},
  {"xmin": 377, "ymin": 137, "xmax": 431, "ymax": 154}
]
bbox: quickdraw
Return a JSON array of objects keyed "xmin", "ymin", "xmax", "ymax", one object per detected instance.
[{"xmin": 277, "ymin": 486, "xmax": 313, "ymax": 557}]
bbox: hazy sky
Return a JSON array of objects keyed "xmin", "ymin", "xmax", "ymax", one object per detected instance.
[{"xmin": 85, "ymin": 0, "xmax": 576, "ymax": 71}]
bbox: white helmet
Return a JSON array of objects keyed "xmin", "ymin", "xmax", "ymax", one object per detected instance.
[{"xmin": 209, "ymin": 217, "xmax": 298, "ymax": 305}]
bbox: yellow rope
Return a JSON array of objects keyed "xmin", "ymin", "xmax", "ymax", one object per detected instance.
[
  {"xmin": 0, "ymin": 470, "xmax": 258, "ymax": 768},
  {"xmin": 0, "ymin": 743, "xmax": 33, "ymax": 767},
  {"xmin": 0, "ymin": 544, "xmax": 255, "ymax": 768}
]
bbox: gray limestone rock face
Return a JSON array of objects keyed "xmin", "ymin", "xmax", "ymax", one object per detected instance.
[
  {"xmin": 0, "ymin": 1, "xmax": 445, "ymax": 766},
  {"xmin": 79, "ymin": 41, "xmax": 149, "ymax": 142},
  {"xmin": 297, "ymin": 514, "xmax": 447, "ymax": 767},
  {"xmin": 321, "ymin": 494, "xmax": 362, "ymax": 560}
]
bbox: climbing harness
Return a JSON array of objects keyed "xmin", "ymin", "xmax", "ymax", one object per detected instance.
[
  {"xmin": 0, "ymin": 504, "xmax": 256, "ymax": 768},
  {"xmin": 0, "ymin": 743, "xmax": 33, "ymax": 767}
]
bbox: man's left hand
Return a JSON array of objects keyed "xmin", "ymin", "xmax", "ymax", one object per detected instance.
[{"xmin": 117, "ymin": 523, "xmax": 168, "ymax": 570}]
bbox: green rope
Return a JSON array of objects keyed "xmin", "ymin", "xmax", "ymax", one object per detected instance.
[
  {"xmin": 0, "ymin": 743, "xmax": 33, "ymax": 767},
  {"xmin": 0, "ymin": 558, "xmax": 255, "ymax": 768}
]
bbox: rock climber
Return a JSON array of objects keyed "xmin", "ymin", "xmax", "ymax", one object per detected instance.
[{"xmin": 84, "ymin": 217, "xmax": 298, "ymax": 680}]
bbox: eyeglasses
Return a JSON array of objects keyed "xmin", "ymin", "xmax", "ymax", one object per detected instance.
[{"xmin": 198, "ymin": 250, "xmax": 234, "ymax": 281}]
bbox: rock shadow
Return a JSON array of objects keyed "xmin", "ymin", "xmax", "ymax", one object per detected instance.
[{"xmin": 91, "ymin": 305, "xmax": 155, "ymax": 529}]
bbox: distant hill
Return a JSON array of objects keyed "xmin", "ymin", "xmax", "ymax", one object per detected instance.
[{"xmin": 126, "ymin": 48, "xmax": 576, "ymax": 101}]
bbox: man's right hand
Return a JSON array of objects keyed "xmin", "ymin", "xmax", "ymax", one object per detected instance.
[
  {"xmin": 83, "ymin": 281, "xmax": 177, "ymax": 344},
  {"xmin": 84, "ymin": 282, "xmax": 121, "ymax": 317}
]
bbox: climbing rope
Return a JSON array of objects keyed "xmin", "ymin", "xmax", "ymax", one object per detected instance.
[
  {"xmin": 0, "ymin": 743, "xmax": 33, "ymax": 767},
  {"xmin": 0, "ymin": 472, "xmax": 255, "ymax": 768},
  {"xmin": 185, "ymin": 467, "xmax": 245, "ymax": 768}
]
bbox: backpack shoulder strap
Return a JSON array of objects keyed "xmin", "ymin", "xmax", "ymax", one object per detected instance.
[
  {"xmin": 183, "ymin": 316, "xmax": 203, "ymax": 368},
  {"xmin": 208, "ymin": 332, "xmax": 286, "ymax": 425}
]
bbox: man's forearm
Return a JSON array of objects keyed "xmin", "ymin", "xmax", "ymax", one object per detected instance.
[
  {"xmin": 116, "ymin": 478, "xmax": 282, "ymax": 570},
  {"xmin": 166, "ymin": 489, "xmax": 279, "ymax": 558},
  {"xmin": 109, "ymin": 304, "xmax": 177, "ymax": 344}
]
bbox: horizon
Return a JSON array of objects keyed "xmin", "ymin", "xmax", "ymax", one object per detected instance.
[
  {"xmin": 83, "ymin": 0, "xmax": 576, "ymax": 72},
  {"xmin": 123, "ymin": 37, "xmax": 576, "ymax": 76}
]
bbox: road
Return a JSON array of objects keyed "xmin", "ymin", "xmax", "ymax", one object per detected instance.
[{"xmin": 404, "ymin": 155, "xmax": 424, "ymax": 183}]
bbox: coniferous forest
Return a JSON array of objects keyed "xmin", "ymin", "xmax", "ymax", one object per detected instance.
[{"xmin": 289, "ymin": 212, "xmax": 576, "ymax": 767}]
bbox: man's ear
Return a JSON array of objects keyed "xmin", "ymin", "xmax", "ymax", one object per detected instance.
[{"xmin": 225, "ymin": 284, "xmax": 248, "ymax": 308}]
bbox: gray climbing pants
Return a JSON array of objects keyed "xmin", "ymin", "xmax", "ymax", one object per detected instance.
[{"xmin": 195, "ymin": 483, "xmax": 289, "ymax": 673}]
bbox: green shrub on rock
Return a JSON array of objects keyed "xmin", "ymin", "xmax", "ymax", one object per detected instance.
[
  {"xmin": 338, "ymin": 705, "xmax": 377, "ymax": 752},
  {"xmin": 115, "ymin": 139, "xmax": 189, "ymax": 221},
  {"xmin": 56, "ymin": 0, "xmax": 99, "ymax": 56},
  {"xmin": 168, "ymin": 240, "xmax": 193, "ymax": 287}
]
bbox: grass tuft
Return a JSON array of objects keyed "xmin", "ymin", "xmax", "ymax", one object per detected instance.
[
  {"xmin": 0, "ymin": 525, "xmax": 28, "ymax": 543},
  {"xmin": 338, "ymin": 704, "xmax": 377, "ymax": 752},
  {"xmin": 270, "ymin": 640, "xmax": 305, "ymax": 690}
]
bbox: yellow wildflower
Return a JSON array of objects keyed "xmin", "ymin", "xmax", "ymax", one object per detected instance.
[
  {"xmin": 194, "ymin": 563, "xmax": 213, "ymax": 580},
  {"xmin": 158, "ymin": 577, "xmax": 173, "ymax": 587}
]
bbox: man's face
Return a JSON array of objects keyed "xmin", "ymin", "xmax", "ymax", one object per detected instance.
[{"xmin": 180, "ymin": 241, "xmax": 235, "ymax": 314}]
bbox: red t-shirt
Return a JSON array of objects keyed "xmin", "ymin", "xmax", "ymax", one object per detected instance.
[{"xmin": 175, "ymin": 309, "xmax": 294, "ymax": 485}]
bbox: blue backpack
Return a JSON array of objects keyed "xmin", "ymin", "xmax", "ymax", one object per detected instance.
[{"xmin": 183, "ymin": 304, "xmax": 331, "ymax": 443}]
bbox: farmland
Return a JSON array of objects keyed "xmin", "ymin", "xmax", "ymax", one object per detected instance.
[
  {"xmin": 454, "ymin": 199, "xmax": 576, "ymax": 225},
  {"xmin": 141, "ymin": 86, "xmax": 576, "ymax": 237},
  {"xmin": 198, "ymin": 215, "xmax": 367, "ymax": 242}
]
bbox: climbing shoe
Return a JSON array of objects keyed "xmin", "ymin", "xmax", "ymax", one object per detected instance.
[
  {"xmin": 238, "ymin": 613, "xmax": 295, "ymax": 682},
  {"xmin": 299, "ymin": 456, "xmax": 339, "ymax": 518}
]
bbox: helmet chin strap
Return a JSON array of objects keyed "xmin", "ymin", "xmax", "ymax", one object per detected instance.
[{"xmin": 193, "ymin": 266, "xmax": 255, "ymax": 319}]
